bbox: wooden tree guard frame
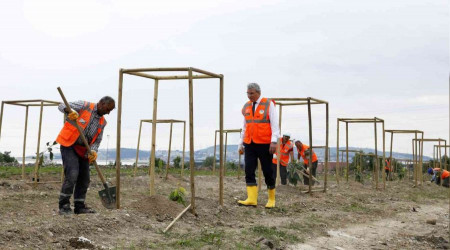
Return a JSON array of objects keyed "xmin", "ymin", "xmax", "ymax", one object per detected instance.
[
  {"xmin": 0, "ymin": 99, "xmax": 62, "ymax": 183},
  {"xmin": 433, "ymin": 145, "xmax": 449, "ymax": 170},
  {"xmin": 384, "ymin": 130, "xmax": 424, "ymax": 187},
  {"xmin": 337, "ymin": 117, "xmax": 385, "ymax": 190},
  {"xmin": 212, "ymin": 129, "xmax": 242, "ymax": 179},
  {"xmin": 116, "ymin": 67, "xmax": 224, "ymax": 212},
  {"xmin": 355, "ymin": 152, "xmax": 384, "ymax": 186},
  {"xmin": 413, "ymin": 138, "xmax": 447, "ymax": 187},
  {"xmin": 270, "ymin": 97, "xmax": 329, "ymax": 195},
  {"xmin": 133, "ymin": 119, "xmax": 186, "ymax": 179}
]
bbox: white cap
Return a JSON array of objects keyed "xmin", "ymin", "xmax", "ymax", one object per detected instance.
[{"xmin": 282, "ymin": 132, "xmax": 291, "ymax": 137}]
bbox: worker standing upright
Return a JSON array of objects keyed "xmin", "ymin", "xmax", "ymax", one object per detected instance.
[
  {"xmin": 238, "ymin": 83, "xmax": 279, "ymax": 208},
  {"xmin": 272, "ymin": 133, "xmax": 294, "ymax": 185}
]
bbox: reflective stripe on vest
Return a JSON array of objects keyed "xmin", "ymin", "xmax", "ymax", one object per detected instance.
[
  {"xmin": 242, "ymin": 98, "xmax": 274, "ymax": 144},
  {"xmin": 298, "ymin": 144, "xmax": 318, "ymax": 164},
  {"xmin": 272, "ymin": 140, "xmax": 293, "ymax": 166},
  {"xmin": 56, "ymin": 102, "xmax": 105, "ymax": 147}
]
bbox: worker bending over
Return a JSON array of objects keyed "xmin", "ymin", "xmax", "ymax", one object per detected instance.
[
  {"xmin": 295, "ymin": 140, "xmax": 318, "ymax": 186},
  {"xmin": 272, "ymin": 133, "xmax": 294, "ymax": 185},
  {"xmin": 57, "ymin": 97, "xmax": 115, "ymax": 215}
]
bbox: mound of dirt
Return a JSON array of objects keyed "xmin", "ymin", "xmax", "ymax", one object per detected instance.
[{"xmin": 129, "ymin": 195, "xmax": 184, "ymax": 220}]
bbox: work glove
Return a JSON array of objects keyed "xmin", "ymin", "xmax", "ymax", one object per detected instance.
[
  {"xmin": 88, "ymin": 150, "xmax": 97, "ymax": 163},
  {"xmin": 68, "ymin": 110, "xmax": 79, "ymax": 121}
]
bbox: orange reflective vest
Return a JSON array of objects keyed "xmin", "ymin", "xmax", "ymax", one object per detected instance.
[
  {"xmin": 242, "ymin": 98, "xmax": 275, "ymax": 144},
  {"xmin": 384, "ymin": 160, "xmax": 392, "ymax": 171},
  {"xmin": 56, "ymin": 102, "xmax": 106, "ymax": 147},
  {"xmin": 297, "ymin": 144, "xmax": 318, "ymax": 164},
  {"xmin": 441, "ymin": 170, "xmax": 449, "ymax": 179},
  {"xmin": 272, "ymin": 140, "xmax": 293, "ymax": 166}
]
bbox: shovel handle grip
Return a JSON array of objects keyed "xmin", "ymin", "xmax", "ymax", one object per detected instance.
[{"xmin": 57, "ymin": 87, "xmax": 108, "ymax": 185}]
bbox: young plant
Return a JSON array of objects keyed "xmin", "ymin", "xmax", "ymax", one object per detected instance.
[
  {"xmin": 169, "ymin": 186, "xmax": 186, "ymax": 206},
  {"xmin": 287, "ymin": 161, "xmax": 302, "ymax": 186}
]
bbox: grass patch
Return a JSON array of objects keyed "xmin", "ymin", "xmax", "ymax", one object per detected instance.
[
  {"xmin": 342, "ymin": 202, "xmax": 370, "ymax": 212},
  {"xmin": 249, "ymin": 225, "xmax": 299, "ymax": 244},
  {"xmin": 168, "ymin": 229, "xmax": 225, "ymax": 248}
]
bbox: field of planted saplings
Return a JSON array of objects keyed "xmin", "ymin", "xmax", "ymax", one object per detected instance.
[{"xmin": 0, "ymin": 164, "xmax": 448, "ymax": 249}]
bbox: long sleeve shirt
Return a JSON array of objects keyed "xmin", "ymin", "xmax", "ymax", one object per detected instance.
[
  {"xmin": 240, "ymin": 96, "xmax": 280, "ymax": 146},
  {"xmin": 58, "ymin": 101, "xmax": 106, "ymax": 152}
]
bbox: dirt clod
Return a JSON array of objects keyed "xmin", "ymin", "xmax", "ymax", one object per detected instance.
[
  {"xmin": 426, "ymin": 219, "xmax": 436, "ymax": 225},
  {"xmin": 69, "ymin": 236, "xmax": 95, "ymax": 249}
]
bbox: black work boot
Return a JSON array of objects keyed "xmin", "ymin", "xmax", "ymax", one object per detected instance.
[
  {"xmin": 74, "ymin": 202, "xmax": 96, "ymax": 214},
  {"xmin": 59, "ymin": 203, "xmax": 73, "ymax": 215}
]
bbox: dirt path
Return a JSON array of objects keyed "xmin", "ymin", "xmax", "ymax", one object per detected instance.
[{"xmin": 289, "ymin": 203, "xmax": 449, "ymax": 250}]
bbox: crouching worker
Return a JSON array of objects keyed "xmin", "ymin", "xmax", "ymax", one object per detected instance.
[
  {"xmin": 272, "ymin": 133, "xmax": 294, "ymax": 185},
  {"xmin": 238, "ymin": 83, "xmax": 279, "ymax": 208},
  {"xmin": 295, "ymin": 140, "xmax": 318, "ymax": 186},
  {"xmin": 56, "ymin": 97, "xmax": 115, "ymax": 215},
  {"xmin": 428, "ymin": 168, "xmax": 449, "ymax": 187}
]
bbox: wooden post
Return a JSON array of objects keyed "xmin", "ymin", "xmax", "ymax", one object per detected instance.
[
  {"xmin": 0, "ymin": 101, "xmax": 4, "ymax": 141},
  {"xmin": 134, "ymin": 120, "xmax": 143, "ymax": 177},
  {"xmin": 188, "ymin": 68, "xmax": 196, "ymax": 213},
  {"xmin": 22, "ymin": 106, "xmax": 29, "ymax": 180},
  {"xmin": 346, "ymin": 122, "xmax": 349, "ymax": 182},
  {"xmin": 336, "ymin": 119, "xmax": 340, "ymax": 185},
  {"xmin": 420, "ymin": 134, "xmax": 424, "ymax": 185},
  {"xmin": 213, "ymin": 130, "xmax": 217, "ymax": 175},
  {"xmin": 382, "ymin": 120, "xmax": 386, "ymax": 189},
  {"xmin": 238, "ymin": 149, "xmax": 241, "ymax": 179},
  {"xmin": 33, "ymin": 101, "xmax": 44, "ymax": 184},
  {"xmin": 165, "ymin": 121, "xmax": 173, "ymax": 180},
  {"xmin": 414, "ymin": 134, "xmax": 418, "ymax": 187},
  {"xmin": 307, "ymin": 98, "xmax": 313, "ymax": 196},
  {"xmin": 116, "ymin": 69, "xmax": 124, "ymax": 209},
  {"xmin": 276, "ymin": 137, "xmax": 281, "ymax": 186},
  {"xmin": 445, "ymin": 141, "xmax": 448, "ymax": 171},
  {"xmin": 219, "ymin": 75, "xmax": 224, "ymax": 207},
  {"xmin": 374, "ymin": 118, "xmax": 379, "ymax": 190},
  {"xmin": 324, "ymin": 103, "xmax": 329, "ymax": 192},
  {"xmin": 224, "ymin": 132, "xmax": 228, "ymax": 165},
  {"xmin": 277, "ymin": 105, "xmax": 282, "ymax": 186},
  {"xmin": 438, "ymin": 140, "xmax": 442, "ymax": 186},
  {"xmin": 163, "ymin": 204, "xmax": 192, "ymax": 233},
  {"xmin": 181, "ymin": 121, "xmax": 186, "ymax": 177},
  {"xmin": 149, "ymin": 79, "xmax": 159, "ymax": 196}
]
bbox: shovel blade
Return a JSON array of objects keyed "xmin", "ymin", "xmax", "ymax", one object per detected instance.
[{"xmin": 98, "ymin": 186, "xmax": 116, "ymax": 209}]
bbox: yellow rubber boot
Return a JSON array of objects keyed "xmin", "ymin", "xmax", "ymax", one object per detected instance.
[
  {"xmin": 265, "ymin": 188, "xmax": 276, "ymax": 208},
  {"xmin": 238, "ymin": 186, "xmax": 258, "ymax": 206}
]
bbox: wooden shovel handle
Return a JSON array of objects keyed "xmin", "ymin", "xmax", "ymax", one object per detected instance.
[{"xmin": 57, "ymin": 87, "xmax": 107, "ymax": 185}]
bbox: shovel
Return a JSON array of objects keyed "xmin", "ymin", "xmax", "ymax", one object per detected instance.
[{"xmin": 57, "ymin": 87, "xmax": 116, "ymax": 209}]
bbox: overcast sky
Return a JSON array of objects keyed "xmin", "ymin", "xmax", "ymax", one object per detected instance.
[{"xmin": 0, "ymin": 0, "xmax": 448, "ymax": 158}]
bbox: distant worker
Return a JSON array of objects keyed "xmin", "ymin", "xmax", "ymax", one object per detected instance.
[
  {"xmin": 385, "ymin": 159, "xmax": 392, "ymax": 181},
  {"xmin": 272, "ymin": 133, "xmax": 294, "ymax": 185},
  {"xmin": 56, "ymin": 97, "xmax": 115, "ymax": 215},
  {"xmin": 427, "ymin": 167, "xmax": 449, "ymax": 187},
  {"xmin": 238, "ymin": 83, "xmax": 279, "ymax": 208},
  {"xmin": 295, "ymin": 140, "xmax": 318, "ymax": 186}
]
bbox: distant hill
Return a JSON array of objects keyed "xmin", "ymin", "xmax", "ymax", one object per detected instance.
[{"xmin": 25, "ymin": 145, "xmax": 430, "ymax": 163}]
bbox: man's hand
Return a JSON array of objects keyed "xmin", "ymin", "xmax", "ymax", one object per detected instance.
[
  {"xmin": 269, "ymin": 142, "xmax": 277, "ymax": 154},
  {"xmin": 88, "ymin": 151, "xmax": 97, "ymax": 163},
  {"xmin": 68, "ymin": 110, "xmax": 79, "ymax": 121},
  {"xmin": 238, "ymin": 145, "xmax": 245, "ymax": 155}
]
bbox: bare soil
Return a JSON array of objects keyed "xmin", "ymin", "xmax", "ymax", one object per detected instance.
[{"xmin": 0, "ymin": 172, "xmax": 448, "ymax": 249}]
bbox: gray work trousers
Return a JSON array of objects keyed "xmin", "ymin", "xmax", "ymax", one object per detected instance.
[{"xmin": 58, "ymin": 145, "xmax": 90, "ymax": 208}]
